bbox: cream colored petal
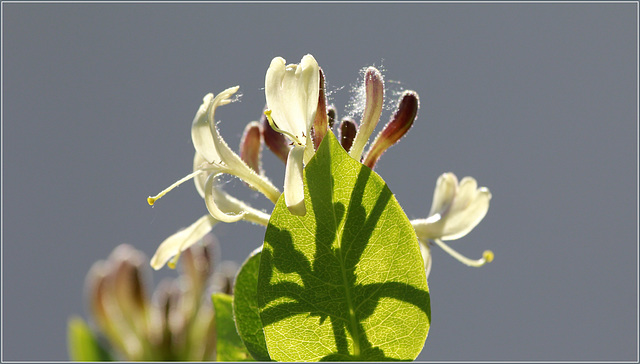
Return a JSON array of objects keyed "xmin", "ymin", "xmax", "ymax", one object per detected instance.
[
  {"xmin": 264, "ymin": 55, "xmax": 319, "ymax": 146},
  {"xmin": 265, "ymin": 57, "xmax": 286, "ymax": 120},
  {"xmin": 428, "ymin": 172, "xmax": 458, "ymax": 217},
  {"xmin": 411, "ymin": 217, "xmax": 443, "ymax": 241},
  {"xmin": 150, "ymin": 215, "xmax": 218, "ymax": 270},
  {"xmin": 419, "ymin": 241, "xmax": 432, "ymax": 279},
  {"xmin": 193, "ymin": 152, "xmax": 208, "ymax": 198},
  {"xmin": 284, "ymin": 145, "xmax": 306, "ymax": 216},
  {"xmin": 280, "ymin": 63, "xmax": 307, "ymax": 139},
  {"xmin": 209, "ymin": 187, "xmax": 271, "ymax": 226},
  {"xmin": 300, "ymin": 54, "xmax": 320, "ymax": 130},
  {"xmin": 449, "ymin": 176, "xmax": 478, "ymax": 214},
  {"xmin": 440, "ymin": 187, "xmax": 491, "ymax": 240},
  {"xmin": 191, "ymin": 87, "xmax": 240, "ymax": 164},
  {"xmin": 265, "ymin": 57, "xmax": 298, "ymax": 140},
  {"xmin": 191, "ymin": 93, "xmax": 221, "ymax": 164},
  {"xmin": 203, "ymin": 173, "xmax": 246, "ymax": 223}
]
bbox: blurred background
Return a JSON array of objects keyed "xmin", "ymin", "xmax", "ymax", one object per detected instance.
[{"xmin": 2, "ymin": 2, "xmax": 637, "ymax": 361}]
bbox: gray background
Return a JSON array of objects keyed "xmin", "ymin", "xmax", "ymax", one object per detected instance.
[{"xmin": 2, "ymin": 2, "xmax": 637, "ymax": 361}]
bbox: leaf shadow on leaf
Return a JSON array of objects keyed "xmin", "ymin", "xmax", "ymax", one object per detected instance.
[{"xmin": 259, "ymin": 139, "xmax": 430, "ymax": 361}]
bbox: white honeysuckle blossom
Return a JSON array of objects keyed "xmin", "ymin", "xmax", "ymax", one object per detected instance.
[
  {"xmin": 412, "ymin": 172, "xmax": 494, "ymax": 276},
  {"xmin": 264, "ymin": 54, "xmax": 320, "ymax": 216},
  {"xmin": 148, "ymin": 88, "xmax": 277, "ymax": 269}
]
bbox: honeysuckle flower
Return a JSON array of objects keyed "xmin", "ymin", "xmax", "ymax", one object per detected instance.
[
  {"xmin": 411, "ymin": 172, "xmax": 494, "ymax": 275},
  {"xmin": 148, "ymin": 88, "xmax": 276, "ymax": 269},
  {"xmin": 264, "ymin": 54, "xmax": 320, "ymax": 216}
]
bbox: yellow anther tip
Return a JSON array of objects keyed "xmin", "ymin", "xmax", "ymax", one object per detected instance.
[
  {"xmin": 264, "ymin": 109, "xmax": 272, "ymax": 116},
  {"xmin": 483, "ymin": 250, "xmax": 494, "ymax": 263},
  {"xmin": 167, "ymin": 261, "xmax": 177, "ymax": 269},
  {"xmin": 147, "ymin": 197, "xmax": 156, "ymax": 206}
]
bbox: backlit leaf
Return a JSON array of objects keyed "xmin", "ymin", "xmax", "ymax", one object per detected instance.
[{"xmin": 257, "ymin": 131, "xmax": 430, "ymax": 361}]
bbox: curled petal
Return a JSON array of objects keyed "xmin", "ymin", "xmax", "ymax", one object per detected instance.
[
  {"xmin": 284, "ymin": 145, "xmax": 306, "ymax": 216},
  {"xmin": 191, "ymin": 89, "xmax": 238, "ymax": 164},
  {"xmin": 150, "ymin": 214, "xmax": 218, "ymax": 270},
  {"xmin": 204, "ymin": 173, "xmax": 246, "ymax": 223},
  {"xmin": 209, "ymin": 186, "xmax": 271, "ymax": 226}
]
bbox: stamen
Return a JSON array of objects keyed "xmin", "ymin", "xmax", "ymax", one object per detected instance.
[
  {"xmin": 147, "ymin": 169, "xmax": 206, "ymax": 205},
  {"xmin": 264, "ymin": 110, "xmax": 303, "ymax": 146},
  {"xmin": 432, "ymin": 238, "xmax": 494, "ymax": 267}
]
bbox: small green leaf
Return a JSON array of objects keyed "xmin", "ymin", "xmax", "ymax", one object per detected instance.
[
  {"xmin": 233, "ymin": 248, "xmax": 272, "ymax": 361},
  {"xmin": 67, "ymin": 316, "xmax": 113, "ymax": 361},
  {"xmin": 257, "ymin": 131, "xmax": 430, "ymax": 361},
  {"xmin": 212, "ymin": 293, "xmax": 252, "ymax": 361}
]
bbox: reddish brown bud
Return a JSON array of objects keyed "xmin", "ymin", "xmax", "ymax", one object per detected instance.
[
  {"xmin": 338, "ymin": 117, "xmax": 358, "ymax": 152},
  {"xmin": 327, "ymin": 105, "xmax": 337, "ymax": 129},
  {"xmin": 239, "ymin": 121, "xmax": 263, "ymax": 174},
  {"xmin": 363, "ymin": 90, "xmax": 419, "ymax": 169},
  {"xmin": 312, "ymin": 68, "xmax": 329, "ymax": 150},
  {"xmin": 261, "ymin": 107, "xmax": 290, "ymax": 163}
]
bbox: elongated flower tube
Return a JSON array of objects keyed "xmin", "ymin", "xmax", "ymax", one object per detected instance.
[
  {"xmin": 312, "ymin": 68, "xmax": 329, "ymax": 150},
  {"xmin": 349, "ymin": 67, "xmax": 384, "ymax": 161},
  {"xmin": 264, "ymin": 54, "xmax": 320, "ymax": 215},
  {"xmin": 239, "ymin": 121, "xmax": 263, "ymax": 175},
  {"xmin": 363, "ymin": 90, "xmax": 419, "ymax": 169},
  {"xmin": 412, "ymin": 173, "xmax": 494, "ymax": 274}
]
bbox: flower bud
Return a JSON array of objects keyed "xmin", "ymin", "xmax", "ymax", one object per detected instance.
[
  {"xmin": 327, "ymin": 105, "xmax": 337, "ymax": 129},
  {"xmin": 338, "ymin": 117, "xmax": 358, "ymax": 152},
  {"xmin": 363, "ymin": 90, "xmax": 419, "ymax": 169},
  {"xmin": 261, "ymin": 107, "xmax": 290, "ymax": 163},
  {"xmin": 111, "ymin": 245, "xmax": 149, "ymax": 318},
  {"xmin": 85, "ymin": 260, "xmax": 112, "ymax": 336},
  {"xmin": 312, "ymin": 68, "xmax": 329, "ymax": 150},
  {"xmin": 239, "ymin": 121, "xmax": 263, "ymax": 174},
  {"xmin": 211, "ymin": 261, "xmax": 238, "ymax": 295},
  {"xmin": 349, "ymin": 67, "xmax": 384, "ymax": 160},
  {"xmin": 180, "ymin": 233, "xmax": 217, "ymax": 298}
]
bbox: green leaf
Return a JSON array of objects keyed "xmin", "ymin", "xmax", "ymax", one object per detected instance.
[
  {"xmin": 212, "ymin": 293, "xmax": 252, "ymax": 361},
  {"xmin": 257, "ymin": 131, "xmax": 430, "ymax": 361},
  {"xmin": 233, "ymin": 248, "xmax": 272, "ymax": 361},
  {"xmin": 67, "ymin": 316, "xmax": 113, "ymax": 361}
]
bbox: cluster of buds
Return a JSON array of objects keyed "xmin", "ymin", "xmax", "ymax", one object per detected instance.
[
  {"xmin": 83, "ymin": 236, "xmax": 236, "ymax": 360},
  {"xmin": 147, "ymin": 54, "xmax": 493, "ymax": 277}
]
